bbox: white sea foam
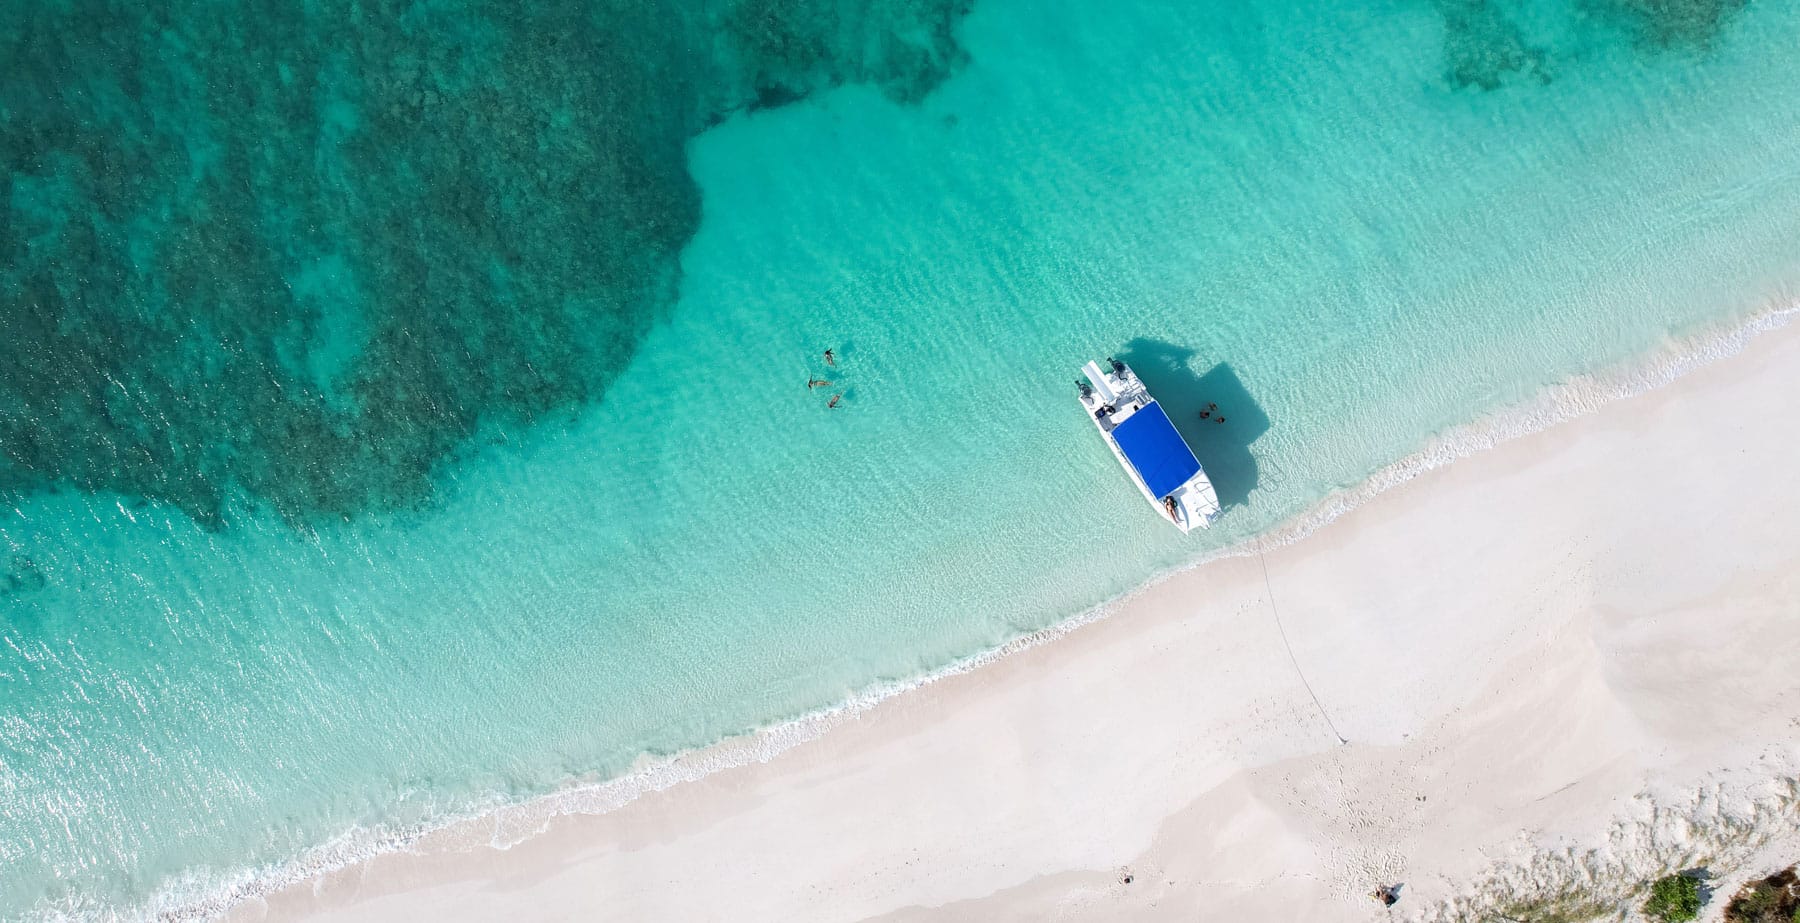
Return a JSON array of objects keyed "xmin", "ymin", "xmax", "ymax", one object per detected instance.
[
  {"xmin": 121, "ymin": 301, "xmax": 1799, "ymax": 923},
  {"xmin": 1248, "ymin": 302, "xmax": 1788, "ymax": 545}
]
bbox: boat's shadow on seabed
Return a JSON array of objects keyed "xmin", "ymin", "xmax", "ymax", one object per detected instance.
[{"xmin": 1118, "ymin": 338, "xmax": 1268, "ymax": 510}]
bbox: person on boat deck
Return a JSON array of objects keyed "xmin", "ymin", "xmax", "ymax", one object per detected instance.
[{"xmin": 1164, "ymin": 496, "xmax": 1179, "ymax": 520}]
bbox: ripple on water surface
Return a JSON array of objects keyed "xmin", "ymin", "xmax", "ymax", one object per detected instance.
[{"xmin": 3, "ymin": 0, "xmax": 1800, "ymax": 916}]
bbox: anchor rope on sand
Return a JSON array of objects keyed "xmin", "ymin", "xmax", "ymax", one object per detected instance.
[{"xmin": 1257, "ymin": 550, "xmax": 1349, "ymax": 746}]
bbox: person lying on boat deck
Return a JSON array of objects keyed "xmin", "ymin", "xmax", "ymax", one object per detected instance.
[{"xmin": 1164, "ymin": 496, "xmax": 1179, "ymax": 520}]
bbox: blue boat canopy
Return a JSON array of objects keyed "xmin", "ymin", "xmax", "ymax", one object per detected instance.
[{"xmin": 1112, "ymin": 401, "xmax": 1201, "ymax": 499}]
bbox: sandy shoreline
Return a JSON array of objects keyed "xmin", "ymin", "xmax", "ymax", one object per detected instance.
[{"xmin": 232, "ymin": 316, "xmax": 1800, "ymax": 923}]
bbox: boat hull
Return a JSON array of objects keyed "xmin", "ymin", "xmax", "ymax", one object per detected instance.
[{"xmin": 1078, "ymin": 359, "xmax": 1222, "ymax": 532}]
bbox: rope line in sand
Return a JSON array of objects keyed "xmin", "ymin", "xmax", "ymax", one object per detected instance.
[{"xmin": 1256, "ymin": 551, "xmax": 1349, "ymax": 746}]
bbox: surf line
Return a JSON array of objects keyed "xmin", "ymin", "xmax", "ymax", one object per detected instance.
[{"xmin": 1256, "ymin": 551, "xmax": 1349, "ymax": 746}]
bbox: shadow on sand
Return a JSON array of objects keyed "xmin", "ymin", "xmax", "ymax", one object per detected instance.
[{"xmin": 1116, "ymin": 338, "xmax": 1269, "ymax": 509}]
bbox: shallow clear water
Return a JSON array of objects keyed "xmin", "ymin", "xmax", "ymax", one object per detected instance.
[{"xmin": 4, "ymin": 0, "xmax": 1800, "ymax": 916}]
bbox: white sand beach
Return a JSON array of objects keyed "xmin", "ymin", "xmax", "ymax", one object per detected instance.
[{"xmin": 237, "ymin": 317, "xmax": 1800, "ymax": 922}]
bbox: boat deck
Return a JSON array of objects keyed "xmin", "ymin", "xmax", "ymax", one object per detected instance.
[{"xmin": 1079, "ymin": 358, "xmax": 1222, "ymax": 531}]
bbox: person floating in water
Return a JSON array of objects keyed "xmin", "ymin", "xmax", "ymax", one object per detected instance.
[
  {"xmin": 823, "ymin": 348, "xmax": 836, "ymax": 367},
  {"xmin": 808, "ymin": 378, "xmax": 831, "ymax": 389},
  {"xmin": 827, "ymin": 393, "xmax": 842, "ymax": 409},
  {"xmin": 1214, "ymin": 416, "xmax": 1227, "ymax": 424},
  {"xmin": 1208, "ymin": 402, "xmax": 1218, "ymax": 412},
  {"xmin": 1199, "ymin": 410, "xmax": 1211, "ymax": 420}
]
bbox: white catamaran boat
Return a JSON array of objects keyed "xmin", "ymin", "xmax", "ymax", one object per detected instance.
[{"xmin": 1078, "ymin": 357, "xmax": 1222, "ymax": 532}]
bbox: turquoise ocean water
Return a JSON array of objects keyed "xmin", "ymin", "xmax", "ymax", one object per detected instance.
[{"xmin": 4, "ymin": 0, "xmax": 1800, "ymax": 916}]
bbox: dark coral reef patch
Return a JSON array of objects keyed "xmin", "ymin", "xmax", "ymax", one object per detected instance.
[
  {"xmin": 0, "ymin": 0, "xmax": 970, "ymax": 528},
  {"xmin": 1592, "ymin": 0, "xmax": 1749, "ymax": 50},
  {"xmin": 1432, "ymin": 0, "xmax": 1551, "ymax": 91},
  {"xmin": 1426, "ymin": 0, "xmax": 1749, "ymax": 93}
]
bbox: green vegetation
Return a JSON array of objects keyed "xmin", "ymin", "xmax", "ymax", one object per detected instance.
[
  {"xmin": 1495, "ymin": 890, "xmax": 1615, "ymax": 923},
  {"xmin": 1643, "ymin": 874, "xmax": 1703, "ymax": 923},
  {"xmin": 1723, "ymin": 867, "xmax": 1800, "ymax": 923}
]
